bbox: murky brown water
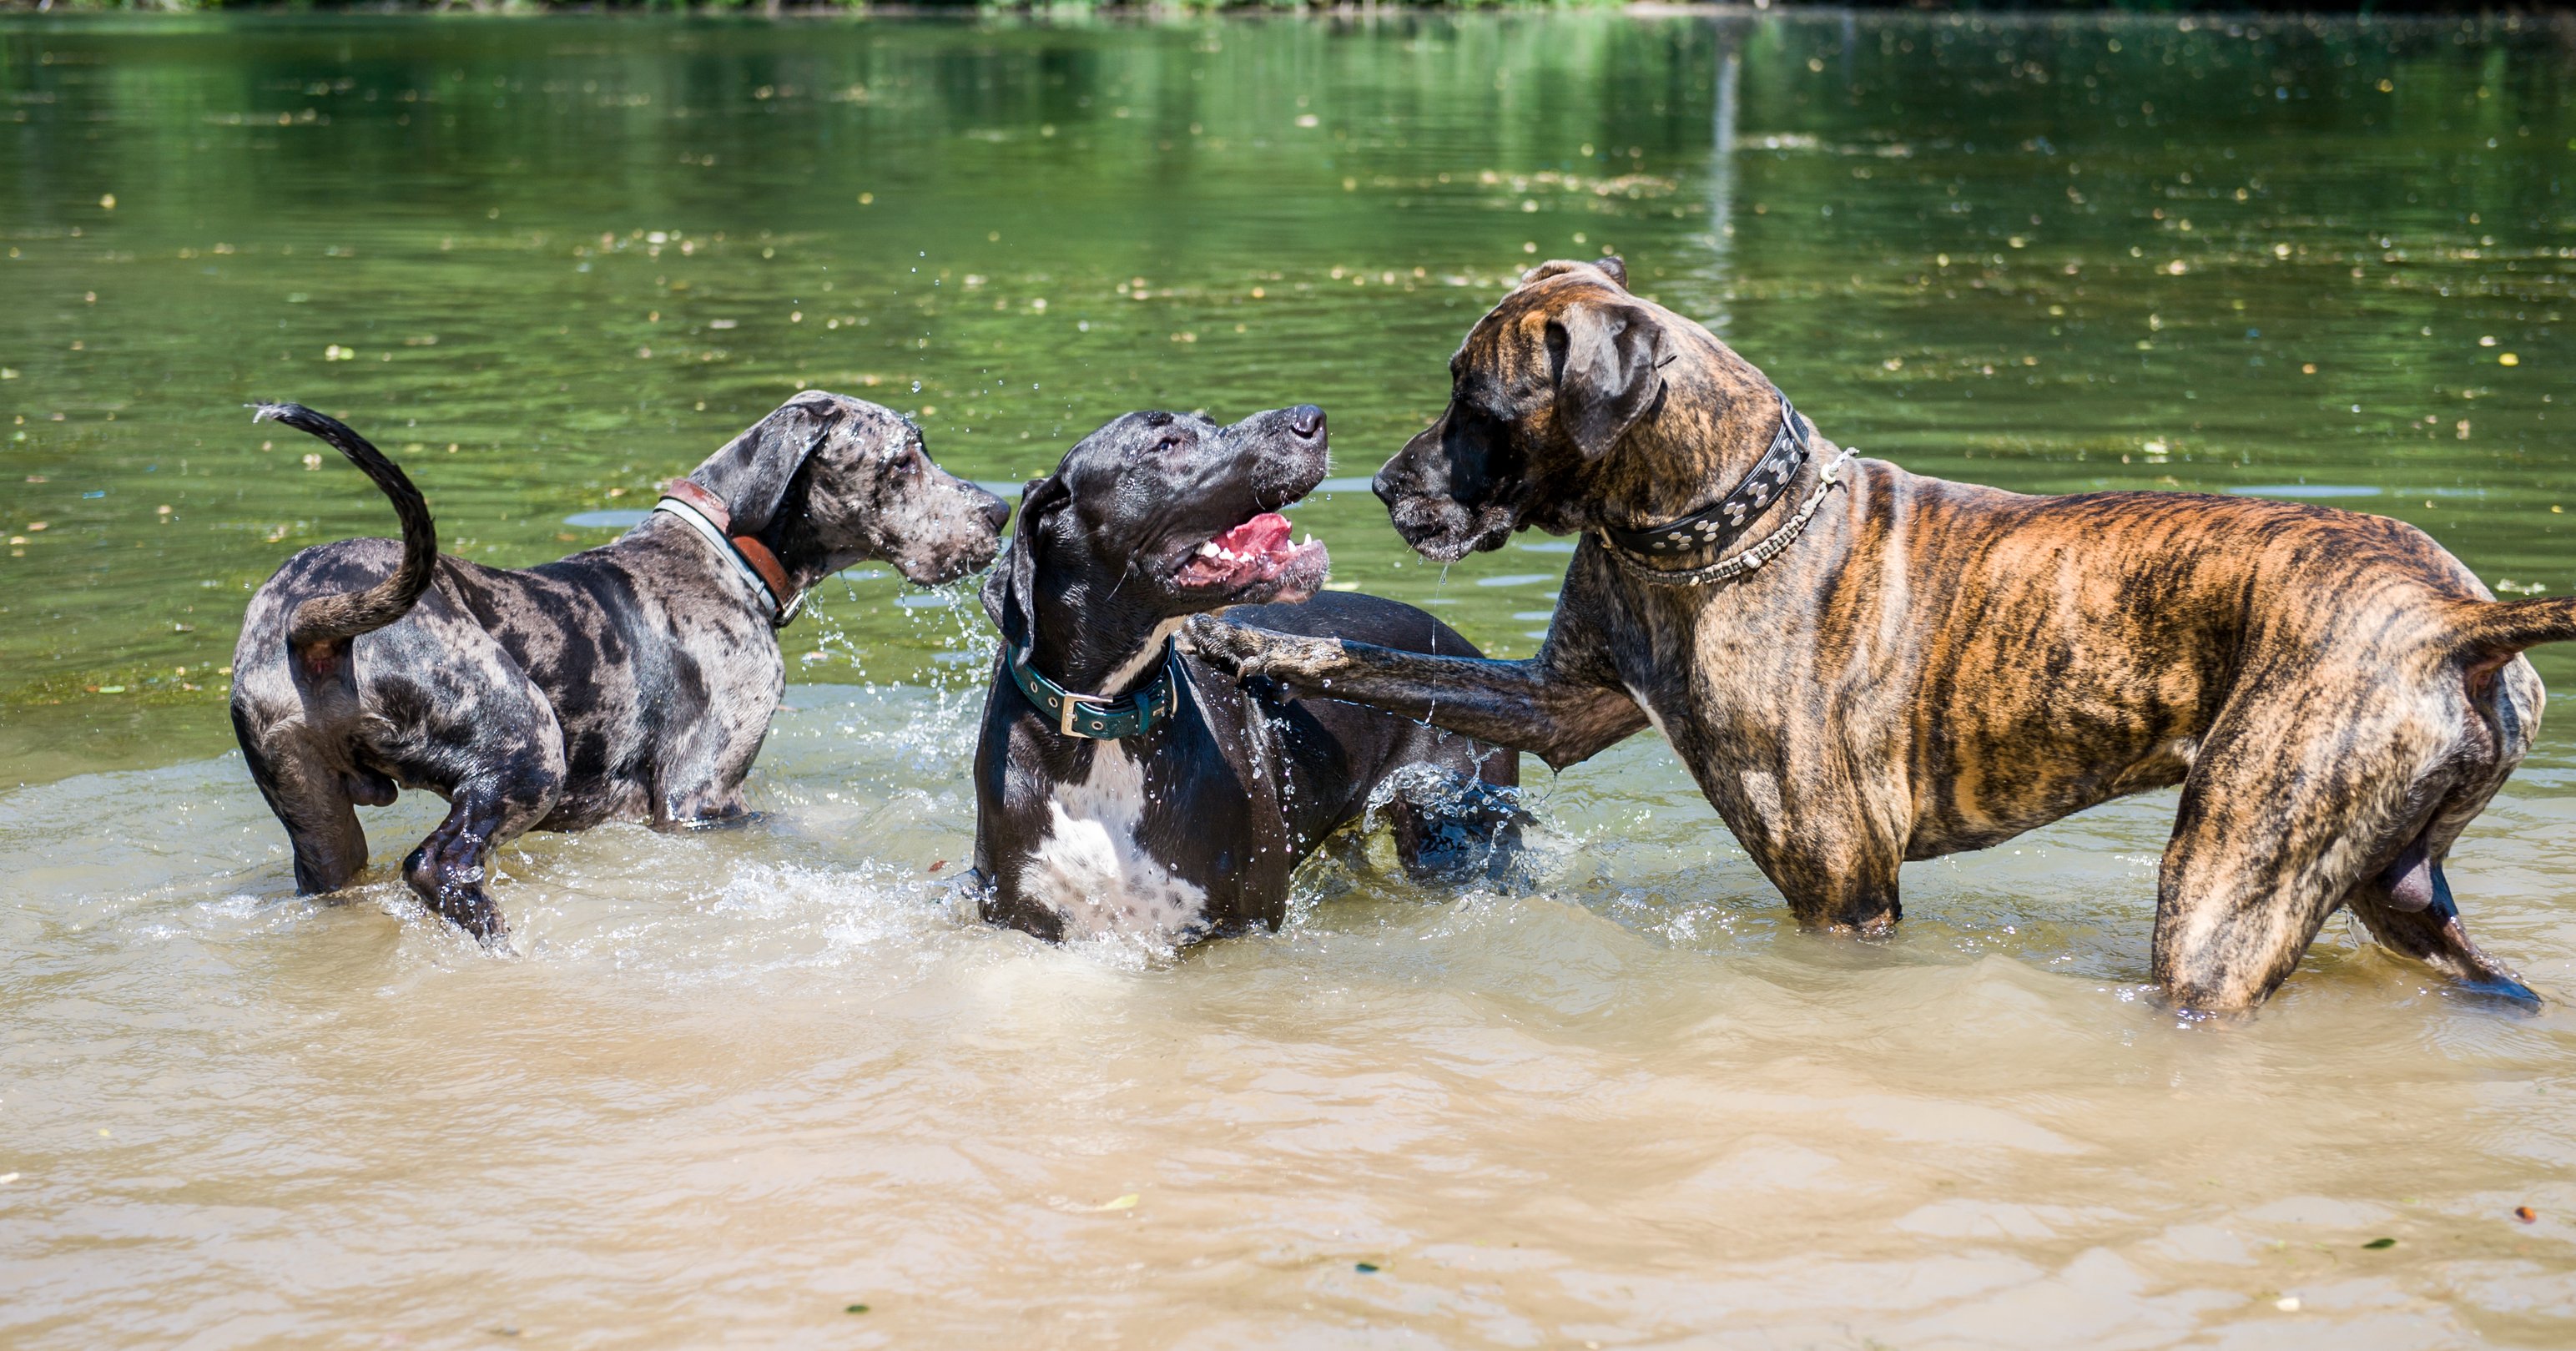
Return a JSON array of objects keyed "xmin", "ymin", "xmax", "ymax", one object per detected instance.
[
  {"xmin": 12, "ymin": 687, "xmax": 2576, "ymax": 1346},
  {"xmin": 10, "ymin": 12, "xmax": 2576, "ymax": 1348}
]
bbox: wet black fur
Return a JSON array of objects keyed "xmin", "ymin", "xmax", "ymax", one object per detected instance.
[{"xmin": 970, "ymin": 406, "xmax": 1522, "ymax": 943}]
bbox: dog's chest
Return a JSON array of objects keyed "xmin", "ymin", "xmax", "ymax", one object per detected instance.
[{"xmin": 1024, "ymin": 742, "xmax": 1212, "ymax": 941}]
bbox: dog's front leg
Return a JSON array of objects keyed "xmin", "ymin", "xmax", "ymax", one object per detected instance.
[
  {"xmin": 648, "ymin": 686, "xmax": 775, "ymax": 829},
  {"xmin": 1187, "ymin": 615, "xmax": 1646, "ymax": 771}
]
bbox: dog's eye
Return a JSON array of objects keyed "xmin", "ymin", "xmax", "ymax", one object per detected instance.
[{"xmin": 1155, "ymin": 436, "xmax": 1185, "ymax": 454}]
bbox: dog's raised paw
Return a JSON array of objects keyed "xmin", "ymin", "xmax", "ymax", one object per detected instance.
[{"xmin": 1184, "ymin": 614, "xmax": 1272, "ymax": 678}]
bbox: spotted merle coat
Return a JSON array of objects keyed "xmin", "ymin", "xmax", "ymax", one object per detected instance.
[{"xmin": 231, "ymin": 392, "xmax": 1008, "ymax": 943}]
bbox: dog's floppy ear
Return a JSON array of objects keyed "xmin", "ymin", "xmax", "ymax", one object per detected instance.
[
  {"xmin": 1519, "ymin": 255, "xmax": 1629, "ymax": 291},
  {"xmin": 689, "ymin": 394, "xmax": 837, "ymax": 536},
  {"xmin": 1547, "ymin": 299, "xmax": 1666, "ymax": 460},
  {"xmin": 981, "ymin": 472, "xmax": 1070, "ymax": 650}
]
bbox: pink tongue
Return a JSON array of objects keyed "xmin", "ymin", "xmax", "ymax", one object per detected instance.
[{"xmin": 1212, "ymin": 512, "xmax": 1292, "ymax": 555}]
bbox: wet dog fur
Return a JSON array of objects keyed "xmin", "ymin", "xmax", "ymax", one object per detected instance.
[
  {"xmin": 970, "ymin": 405, "xmax": 1520, "ymax": 945},
  {"xmin": 1192, "ymin": 258, "xmax": 2565, "ymax": 1012},
  {"xmin": 232, "ymin": 392, "xmax": 1010, "ymax": 944}
]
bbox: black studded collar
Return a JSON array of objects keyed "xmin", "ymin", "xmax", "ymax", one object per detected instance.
[{"xmin": 1596, "ymin": 386, "xmax": 1812, "ymax": 562}]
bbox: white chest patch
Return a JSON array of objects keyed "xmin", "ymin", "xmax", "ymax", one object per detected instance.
[
  {"xmin": 1626, "ymin": 682, "xmax": 1674, "ymax": 743},
  {"xmin": 1025, "ymin": 743, "xmax": 1209, "ymax": 941}
]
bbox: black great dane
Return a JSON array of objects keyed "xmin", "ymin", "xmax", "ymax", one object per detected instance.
[
  {"xmin": 232, "ymin": 392, "xmax": 1010, "ymax": 944},
  {"xmin": 970, "ymin": 404, "xmax": 1522, "ymax": 945}
]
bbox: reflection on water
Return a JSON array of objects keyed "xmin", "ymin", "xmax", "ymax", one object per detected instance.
[
  {"xmin": 7, "ymin": 12, "xmax": 2576, "ymax": 1346},
  {"xmin": 2228, "ymin": 483, "xmax": 2385, "ymax": 499},
  {"xmin": 8, "ymin": 9, "xmax": 2576, "ymax": 777}
]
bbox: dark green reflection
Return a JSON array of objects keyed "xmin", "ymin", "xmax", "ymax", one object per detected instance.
[{"xmin": 3, "ymin": 12, "xmax": 2571, "ymax": 782}]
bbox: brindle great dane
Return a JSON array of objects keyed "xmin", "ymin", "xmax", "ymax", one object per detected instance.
[{"xmin": 1191, "ymin": 256, "xmax": 2573, "ymax": 1012}]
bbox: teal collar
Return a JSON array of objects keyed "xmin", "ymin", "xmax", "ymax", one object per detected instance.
[{"xmin": 1007, "ymin": 638, "xmax": 1182, "ymax": 739}]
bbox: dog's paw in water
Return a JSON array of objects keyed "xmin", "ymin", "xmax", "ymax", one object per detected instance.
[{"xmin": 1378, "ymin": 767, "xmax": 1532, "ymax": 887}]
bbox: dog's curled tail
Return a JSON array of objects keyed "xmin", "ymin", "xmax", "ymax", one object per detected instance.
[
  {"xmin": 2447, "ymin": 595, "xmax": 2576, "ymax": 658},
  {"xmin": 252, "ymin": 402, "xmax": 438, "ymax": 653}
]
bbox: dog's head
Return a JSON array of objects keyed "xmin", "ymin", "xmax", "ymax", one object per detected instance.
[
  {"xmin": 689, "ymin": 391, "xmax": 1010, "ymax": 586},
  {"xmin": 981, "ymin": 406, "xmax": 1331, "ymax": 648},
  {"xmin": 1374, "ymin": 257, "xmax": 1720, "ymax": 562}
]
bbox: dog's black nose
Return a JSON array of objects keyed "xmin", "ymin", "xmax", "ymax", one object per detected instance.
[
  {"xmin": 980, "ymin": 494, "xmax": 1011, "ymax": 533},
  {"xmin": 1287, "ymin": 405, "xmax": 1325, "ymax": 441}
]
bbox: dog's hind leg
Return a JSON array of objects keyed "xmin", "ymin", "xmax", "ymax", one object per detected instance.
[
  {"xmin": 2151, "ymin": 690, "xmax": 2446, "ymax": 1012},
  {"xmin": 2346, "ymin": 857, "xmax": 2538, "ymax": 1006},
  {"xmin": 2341, "ymin": 648, "xmax": 2542, "ymax": 1005},
  {"xmin": 272, "ymin": 759, "xmax": 371, "ymax": 895},
  {"xmin": 402, "ymin": 745, "xmax": 563, "ymax": 946},
  {"xmin": 234, "ymin": 708, "xmax": 371, "ymax": 894}
]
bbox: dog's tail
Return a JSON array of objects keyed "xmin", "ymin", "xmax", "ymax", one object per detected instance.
[
  {"xmin": 2445, "ymin": 595, "xmax": 2576, "ymax": 658},
  {"xmin": 252, "ymin": 402, "xmax": 438, "ymax": 653}
]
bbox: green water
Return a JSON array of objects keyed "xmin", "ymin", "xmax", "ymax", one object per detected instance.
[
  {"xmin": 20, "ymin": 18, "xmax": 2576, "ymax": 1347},
  {"xmin": 3, "ymin": 11, "xmax": 2573, "ymax": 784}
]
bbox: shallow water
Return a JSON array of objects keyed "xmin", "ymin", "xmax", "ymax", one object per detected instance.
[{"xmin": 8, "ymin": 11, "xmax": 2576, "ymax": 1347}]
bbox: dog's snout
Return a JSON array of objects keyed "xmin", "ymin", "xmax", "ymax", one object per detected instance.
[
  {"xmin": 1287, "ymin": 405, "xmax": 1325, "ymax": 441},
  {"xmin": 978, "ymin": 492, "xmax": 1012, "ymax": 535},
  {"xmin": 1374, "ymin": 435, "xmax": 1424, "ymax": 507}
]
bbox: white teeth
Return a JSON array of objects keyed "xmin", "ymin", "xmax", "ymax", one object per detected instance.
[
  {"xmin": 1197, "ymin": 541, "xmax": 1220, "ymax": 558},
  {"xmin": 1303, "ymin": 533, "xmax": 1315, "ymax": 547}
]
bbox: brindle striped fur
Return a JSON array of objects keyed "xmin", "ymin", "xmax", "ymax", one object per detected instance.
[{"xmin": 1191, "ymin": 257, "xmax": 2576, "ymax": 1011}]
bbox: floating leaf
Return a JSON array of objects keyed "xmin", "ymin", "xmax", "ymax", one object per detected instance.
[
  {"xmin": 2517, "ymin": 1206, "xmax": 2539, "ymax": 1223},
  {"xmin": 844, "ymin": 1303, "xmax": 870, "ymax": 1314},
  {"xmin": 1096, "ymin": 1193, "xmax": 1138, "ymax": 1211},
  {"xmin": 2363, "ymin": 1238, "xmax": 2396, "ymax": 1249},
  {"xmin": 1354, "ymin": 1262, "xmax": 1379, "ymax": 1273}
]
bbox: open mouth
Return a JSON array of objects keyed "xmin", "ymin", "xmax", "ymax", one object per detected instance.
[{"xmin": 1172, "ymin": 511, "xmax": 1328, "ymax": 594}]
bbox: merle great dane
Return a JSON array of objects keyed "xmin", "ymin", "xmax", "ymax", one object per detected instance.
[
  {"xmin": 970, "ymin": 404, "xmax": 1520, "ymax": 945},
  {"xmin": 1192, "ymin": 257, "xmax": 2574, "ymax": 1011},
  {"xmin": 232, "ymin": 392, "xmax": 1010, "ymax": 944}
]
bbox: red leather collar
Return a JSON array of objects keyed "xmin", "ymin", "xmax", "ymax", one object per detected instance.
[
  {"xmin": 730, "ymin": 536, "xmax": 795, "ymax": 615},
  {"xmin": 660, "ymin": 477, "xmax": 796, "ymax": 617},
  {"xmin": 659, "ymin": 478, "xmax": 733, "ymax": 532}
]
